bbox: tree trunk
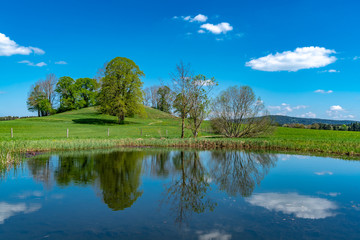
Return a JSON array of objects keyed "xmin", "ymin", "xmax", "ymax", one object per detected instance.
[
  {"xmin": 181, "ymin": 117, "xmax": 185, "ymax": 138},
  {"xmin": 118, "ymin": 114, "xmax": 125, "ymax": 124}
]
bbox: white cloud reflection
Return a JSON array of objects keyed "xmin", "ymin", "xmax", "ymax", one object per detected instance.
[
  {"xmin": 246, "ymin": 193, "xmax": 337, "ymax": 219},
  {"xmin": 0, "ymin": 202, "xmax": 41, "ymax": 224},
  {"xmin": 197, "ymin": 230, "xmax": 232, "ymax": 240}
]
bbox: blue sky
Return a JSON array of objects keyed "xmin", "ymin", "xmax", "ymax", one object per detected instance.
[{"xmin": 1, "ymin": 0, "xmax": 360, "ymax": 120}]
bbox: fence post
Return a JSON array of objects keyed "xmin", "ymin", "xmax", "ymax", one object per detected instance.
[
  {"xmin": 11, "ymin": 128, "xmax": 13, "ymax": 138},
  {"xmin": 108, "ymin": 128, "xmax": 110, "ymax": 137},
  {"xmin": 67, "ymin": 128, "xmax": 69, "ymax": 138}
]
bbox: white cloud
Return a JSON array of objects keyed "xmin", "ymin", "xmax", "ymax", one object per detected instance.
[
  {"xmin": 314, "ymin": 171, "xmax": 333, "ymax": 176},
  {"xmin": 55, "ymin": 61, "xmax": 67, "ymax": 65},
  {"xmin": 354, "ymin": 56, "xmax": 360, "ymax": 60},
  {"xmin": 0, "ymin": 33, "xmax": 45, "ymax": 56},
  {"xmin": 0, "ymin": 202, "xmax": 41, "ymax": 224},
  {"xmin": 200, "ymin": 22, "xmax": 233, "ymax": 34},
  {"xmin": 177, "ymin": 14, "xmax": 208, "ymax": 23},
  {"xmin": 195, "ymin": 79, "xmax": 216, "ymax": 86},
  {"xmin": 268, "ymin": 103, "xmax": 307, "ymax": 115},
  {"xmin": 320, "ymin": 69, "xmax": 340, "ymax": 73},
  {"xmin": 314, "ymin": 89, "xmax": 333, "ymax": 94},
  {"xmin": 326, "ymin": 105, "xmax": 355, "ymax": 119},
  {"xmin": 198, "ymin": 29, "xmax": 206, "ymax": 34},
  {"xmin": 197, "ymin": 230, "xmax": 232, "ymax": 240},
  {"xmin": 18, "ymin": 60, "xmax": 47, "ymax": 67},
  {"xmin": 301, "ymin": 112, "xmax": 317, "ymax": 118},
  {"xmin": 330, "ymin": 105, "xmax": 343, "ymax": 111},
  {"xmin": 191, "ymin": 14, "xmax": 208, "ymax": 22},
  {"xmin": 246, "ymin": 192, "xmax": 337, "ymax": 219},
  {"xmin": 246, "ymin": 47, "xmax": 337, "ymax": 72}
]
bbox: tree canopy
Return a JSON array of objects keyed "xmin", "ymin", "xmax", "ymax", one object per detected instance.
[{"xmin": 98, "ymin": 57, "xmax": 146, "ymax": 124}]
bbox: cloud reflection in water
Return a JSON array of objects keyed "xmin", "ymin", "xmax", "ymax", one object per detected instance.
[{"xmin": 246, "ymin": 193, "xmax": 337, "ymax": 219}]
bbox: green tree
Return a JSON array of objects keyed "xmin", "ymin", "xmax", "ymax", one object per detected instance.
[
  {"xmin": 98, "ymin": 57, "xmax": 146, "ymax": 124},
  {"xmin": 187, "ymin": 75, "xmax": 216, "ymax": 138},
  {"xmin": 27, "ymin": 83, "xmax": 46, "ymax": 117},
  {"xmin": 74, "ymin": 78, "xmax": 99, "ymax": 108},
  {"xmin": 156, "ymin": 86, "xmax": 172, "ymax": 113},
  {"xmin": 55, "ymin": 76, "xmax": 77, "ymax": 112}
]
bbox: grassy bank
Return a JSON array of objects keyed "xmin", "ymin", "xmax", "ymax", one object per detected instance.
[{"xmin": 1, "ymin": 106, "xmax": 360, "ymax": 167}]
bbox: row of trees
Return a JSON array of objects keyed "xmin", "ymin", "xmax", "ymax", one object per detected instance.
[
  {"xmin": 283, "ymin": 122, "xmax": 360, "ymax": 131},
  {"xmin": 27, "ymin": 57, "xmax": 272, "ymax": 138},
  {"xmin": 27, "ymin": 74, "xmax": 99, "ymax": 116}
]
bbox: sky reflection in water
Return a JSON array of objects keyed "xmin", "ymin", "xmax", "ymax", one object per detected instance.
[{"xmin": 1, "ymin": 149, "xmax": 360, "ymax": 239}]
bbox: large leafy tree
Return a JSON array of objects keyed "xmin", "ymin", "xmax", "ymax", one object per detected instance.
[
  {"xmin": 98, "ymin": 57, "xmax": 146, "ymax": 124},
  {"xmin": 74, "ymin": 77, "xmax": 99, "ymax": 108},
  {"xmin": 55, "ymin": 76, "xmax": 77, "ymax": 112}
]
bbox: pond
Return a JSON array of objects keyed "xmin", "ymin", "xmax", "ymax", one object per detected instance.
[{"xmin": 1, "ymin": 149, "xmax": 360, "ymax": 239}]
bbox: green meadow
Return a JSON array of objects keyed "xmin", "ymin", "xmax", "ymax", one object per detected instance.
[{"xmin": 1, "ymin": 106, "xmax": 360, "ymax": 167}]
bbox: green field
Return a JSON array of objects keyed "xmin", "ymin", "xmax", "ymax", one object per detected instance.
[{"xmin": 1, "ymin": 106, "xmax": 360, "ymax": 167}]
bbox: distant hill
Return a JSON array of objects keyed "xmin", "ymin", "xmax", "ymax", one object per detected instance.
[{"xmin": 269, "ymin": 115, "xmax": 358, "ymax": 125}]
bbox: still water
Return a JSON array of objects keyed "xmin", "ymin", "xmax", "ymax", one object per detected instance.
[{"xmin": 1, "ymin": 149, "xmax": 360, "ymax": 239}]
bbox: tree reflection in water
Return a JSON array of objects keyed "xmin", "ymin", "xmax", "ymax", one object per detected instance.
[
  {"xmin": 26, "ymin": 149, "xmax": 277, "ymax": 223},
  {"xmin": 210, "ymin": 151, "xmax": 277, "ymax": 197},
  {"xmin": 28, "ymin": 150, "xmax": 144, "ymax": 211},
  {"xmin": 164, "ymin": 151, "xmax": 216, "ymax": 225}
]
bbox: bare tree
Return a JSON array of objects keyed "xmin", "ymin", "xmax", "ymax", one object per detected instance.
[
  {"xmin": 211, "ymin": 85, "xmax": 273, "ymax": 138},
  {"xmin": 143, "ymin": 85, "xmax": 160, "ymax": 108},
  {"xmin": 39, "ymin": 73, "xmax": 57, "ymax": 108},
  {"xmin": 94, "ymin": 62, "xmax": 108, "ymax": 82},
  {"xmin": 171, "ymin": 62, "xmax": 195, "ymax": 138}
]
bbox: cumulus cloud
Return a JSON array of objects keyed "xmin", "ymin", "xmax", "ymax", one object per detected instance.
[
  {"xmin": 55, "ymin": 61, "xmax": 67, "ymax": 65},
  {"xmin": 197, "ymin": 230, "xmax": 232, "ymax": 240},
  {"xmin": 314, "ymin": 89, "xmax": 333, "ymax": 94},
  {"xmin": 330, "ymin": 105, "xmax": 343, "ymax": 111},
  {"xmin": 326, "ymin": 105, "xmax": 355, "ymax": 119},
  {"xmin": 200, "ymin": 22, "xmax": 233, "ymax": 34},
  {"xmin": 175, "ymin": 14, "xmax": 208, "ymax": 23},
  {"xmin": 268, "ymin": 103, "xmax": 307, "ymax": 115},
  {"xmin": 18, "ymin": 60, "xmax": 47, "ymax": 67},
  {"xmin": 0, "ymin": 33, "xmax": 45, "ymax": 56},
  {"xmin": 246, "ymin": 192, "xmax": 337, "ymax": 219},
  {"xmin": 301, "ymin": 112, "xmax": 317, "ymax": 118},
  {"xmin": 246, "ymin": 47, "xmax": 337, "ymax": 72},
  {"xmin": 0, "ymin": 202, "xmax": 41, "ymax": 224}
]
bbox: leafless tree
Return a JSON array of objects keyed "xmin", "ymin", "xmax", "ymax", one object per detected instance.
[
  {"xmin": 94, "ymin": 62, "xmax": 108, "ymax": 82},
  {"xmin": 39, "ymin": 73, "xmax": 57, "ymax": 108},
  {"xmin": 211, "ymin": 85, "xmax": 273, "ymax": 138},
  {"xmin": 143, "ymin": 85, "xmax": 160, "ymax": 108}
]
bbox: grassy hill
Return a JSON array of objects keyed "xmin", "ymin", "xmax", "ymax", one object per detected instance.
[
  {"xmin": 2, "ymin": 106, "xmax": 360, "ymax": 166},
  {"xmin": 0, "ymin": 106, "xmax": 188, "ymax": 140}
]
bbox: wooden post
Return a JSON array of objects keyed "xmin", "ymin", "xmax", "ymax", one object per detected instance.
[
  {"xmin": 108, "ymin": 128, "xmax": 110, "ymax": 137},
  {"xmin": 67, "ymin": 128, "xmax": 69, "ymax": 138},
  {"xmin": 11, "ymin": 128, "xmax": 13, "ymax": 138}
]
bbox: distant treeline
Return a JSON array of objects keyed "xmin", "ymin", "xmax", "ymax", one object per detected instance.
[
  {"xmin": 283, "ymin": 122, "xmax": 360, "ymax": 131},
  {"xmin": 0, "ymin": 116, "xmax": 35, "ymax": 121}
]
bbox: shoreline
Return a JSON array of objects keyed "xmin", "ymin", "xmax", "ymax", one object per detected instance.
[{"xmin": 2, "ymin": 137, "xmax": 360, "ymax": 167}]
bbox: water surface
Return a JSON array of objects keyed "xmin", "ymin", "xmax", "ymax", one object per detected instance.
[{"xmin": 1, "ymin": 149, "xmax": 360, "ymax": 239}]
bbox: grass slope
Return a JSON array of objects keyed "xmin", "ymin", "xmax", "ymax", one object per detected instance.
[{"xmin": 1, "ymin": 106, "xmax": 360, "ymax": 167}]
